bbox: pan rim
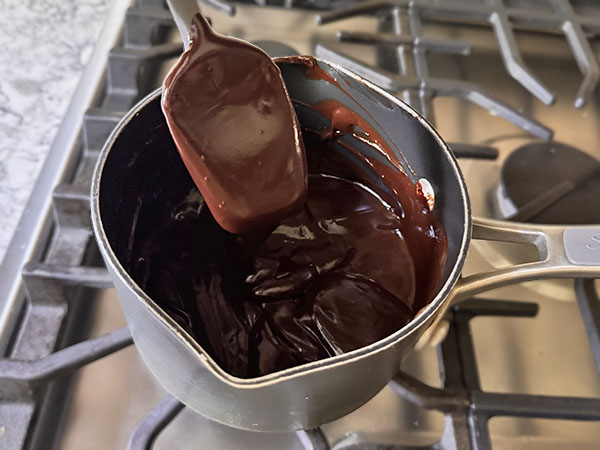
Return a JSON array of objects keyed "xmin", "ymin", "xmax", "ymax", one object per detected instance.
[{"xmin": 90, "ymin": 58, "xmax": 472, "ymax": 388}]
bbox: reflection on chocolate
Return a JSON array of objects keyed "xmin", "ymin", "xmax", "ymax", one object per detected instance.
[
  {"xmin": 125, "ymin": 118, "xmax": 446, "ymax": 378},
  {"xmin": 161, "ymin": 14, "xmax": 306, "ymax": 234},
  {"xmin": 116, "ymin": 55, "xmax": 448, "ymax": 378},
  {"xmin": 306, "ymin": 99, "xmax": 447, "ymax": 308},
  {"xmin": 131, "ymin": 172, "xmax": 416, "ymax": 377}
]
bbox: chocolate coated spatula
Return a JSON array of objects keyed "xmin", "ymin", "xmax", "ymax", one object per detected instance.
[{"xmin": 162, "ymin": 0, "xmax": 307, "ymax": 234}]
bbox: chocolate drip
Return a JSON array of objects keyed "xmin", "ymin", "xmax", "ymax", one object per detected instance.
[
  {"xmin": 162, "ymin": 14, "xmax": 307, "ymax": 234},
  {"xmin": 131, "ymin": 170, "xmax": 418, "ymax": 378},
  {"xmin": 118, "ymin": 56, "xmax": 447, "ymax": 378},
  {"xmin": 124, "ymin": 128, "xmax": 446, "ymax": 378}
]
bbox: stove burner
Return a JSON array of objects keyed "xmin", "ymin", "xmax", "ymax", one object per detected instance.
[{"xmin": 496, "ymin": 142, "xmax": 600, "ymax": 224}]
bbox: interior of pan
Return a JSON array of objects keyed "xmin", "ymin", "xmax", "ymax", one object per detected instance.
[
  {"xmin": 96, "ymin": 58, "xmax": 471, "ymax": 376},
  {"xmin": 277, "ymin": 59, "xmax": 471, "ymax": 297}
]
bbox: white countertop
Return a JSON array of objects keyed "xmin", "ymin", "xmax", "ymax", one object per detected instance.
[{"xmin": 0, "ymin": 0, "xmax": 113, "ymax": 263}]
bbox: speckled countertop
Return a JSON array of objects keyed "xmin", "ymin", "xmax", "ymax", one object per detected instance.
[{"xmin": 0, "ymin": 0, "xmax": 113, "ymax": 263}]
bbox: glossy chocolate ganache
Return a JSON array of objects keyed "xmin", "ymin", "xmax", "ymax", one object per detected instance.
[
  {"xmin": 161, "ymin": 14, "xmax": 307, "ymax": 234},
  {"xmin": 119, "ymin": 58, "xmax": 447, "ymax": 378}
]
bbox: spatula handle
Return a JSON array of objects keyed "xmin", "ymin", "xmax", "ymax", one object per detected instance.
[{"xmin": 166, "ymin": 0, "xmax": 201, "ymax": 50}]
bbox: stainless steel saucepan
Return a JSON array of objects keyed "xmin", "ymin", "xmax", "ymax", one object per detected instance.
[{"xmin": 91, "ymin": 57, "xmax": 600, "ymax": 432}]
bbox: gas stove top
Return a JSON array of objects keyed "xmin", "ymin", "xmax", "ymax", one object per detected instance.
[{"xmin": 0, "ymin": 0, "xmax": 599, "ymax": 449}]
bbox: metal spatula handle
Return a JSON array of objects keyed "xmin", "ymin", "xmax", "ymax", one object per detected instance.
[{"xmin": 167, "ymin": 0, "xmax": 235, "ymax": 51}]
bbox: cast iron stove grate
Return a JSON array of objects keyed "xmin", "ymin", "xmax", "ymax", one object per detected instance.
[
  {"xmin": 317, "ymin": 0, "xmax": 600, "ymax": 114},
  {"xmin": 0, "ymin": 0, "xmax": 599, "ymax": 449}
]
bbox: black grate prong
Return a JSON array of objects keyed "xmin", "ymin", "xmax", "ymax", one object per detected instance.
[
  {"xmin": 314, "ymin": 44, "xmax": 553, "ymax": 140},
  {"xmin": 297, "ymin": 428, "xmax": 330, "ymax": 450},
  {"xmin": 127, "ymin": 395, "xmax": 185, "ymax": 450},
  {"xmin": 449, "ymin": 144, "xmax": 499, "ymax": 160},
  {"xmin": 318, "ymin": 0, "xmax": 600, "ymax": 109},
  {"xmin": 0, "ymin": 327, "xmax": 132, "ymax": 400},
  {"xmin": 576, "ymin": 279, "xmax": 600, "ymax": 375},
  {"xmin": 487, "ymin": 0, "xmax": 555, "ymax": 106}
]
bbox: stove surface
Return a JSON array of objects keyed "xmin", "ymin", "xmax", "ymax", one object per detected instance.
[{"xmin": 1, "ymin": 1, "xmax": 599, "ymax": 449}]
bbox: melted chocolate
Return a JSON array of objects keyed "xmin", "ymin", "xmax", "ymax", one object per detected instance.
[
  {"xmin": 308, "ymin": 99, "xmax": 447, "ymax": 307},
  {"xmin": 130, "ymin": 171, "xmax": 416, "ymax": 377},
  {"xmin": 132, "ymin": 171, "xmax": 415, "ymax": 377},
  {"xmin": 126, "ymin": 128, "xmax": 446, "ymax": 378},
  {"xmin": 122, "ymin": 56, "xmax": 447, "ymax": 378},
  {"xmin": 162, "ymin": 14, "xmax": 307, "ymax": 234}
]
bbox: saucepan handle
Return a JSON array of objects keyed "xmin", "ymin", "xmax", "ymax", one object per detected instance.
[
  {"xmin": 450, "ymin": 216, "xmax": 600, "ymax": 304},
  {"xmin": 417, "ymin": 217, "xmax": 600, "ymax": 349}
]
